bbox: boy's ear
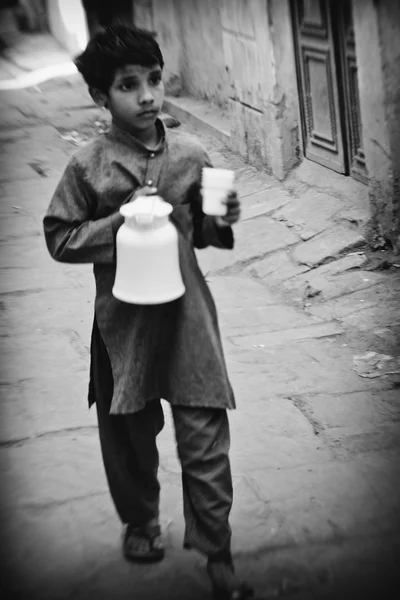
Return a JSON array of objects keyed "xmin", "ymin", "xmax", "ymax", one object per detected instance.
[{"xmin": 90, "ymin": 87, "xmax": 108, "ymax": 109}]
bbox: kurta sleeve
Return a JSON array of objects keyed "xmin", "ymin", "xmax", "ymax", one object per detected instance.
[
  {"xmin": 188, "ymin": 151, "xmax": 234, "ymax": 251},
  {"xmin": 43, "ymin": 157, "xmax": 124, "ymax": 264}
]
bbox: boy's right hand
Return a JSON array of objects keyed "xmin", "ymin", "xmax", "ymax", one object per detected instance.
[{"xmin": 129, "ymin": 186, "xmax": 158, "ymax": 202}]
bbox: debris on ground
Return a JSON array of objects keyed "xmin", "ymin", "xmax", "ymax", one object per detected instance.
[
  {"xmin": 59, "ymin": 129, "xmax": 88, "ymax": 146},
  {"xmin": 303, "ymin": 283, "xmax": 322, "ymax": 300},
  {"xmin": 362, "ymin": 249, "xmax": 400, "ymax": 272},
  {"xmin": 353, "ymin": 352, "xmax": 400, "ymax": 378},
  {"xmin": 28, "ymin": 161, "xmax": 50, "ymax": 177},
  {"xmin": 58, "ymin": 118, "xmax": 110, "ymax": 146}
]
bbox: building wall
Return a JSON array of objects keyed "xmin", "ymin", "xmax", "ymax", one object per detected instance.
[
  {"xmin": 222, "ymin": 0, "xmax": 299, "ymax": 179},
  {"xmin": 378, "ymin": 0, "xmax": 400, "ymax": 251},
  {"xmin": 269, "ymin": 0, "xmax": 301, "ymax": 172},
  {"xmin": 133, "ymin": 0, "xmax": 299, "ymax": 178},
  {"xmin": 134, "ymin": 0, "xmax": 228, "ymax": 103},
  {"xmin": 132, "ymin": 0, "xmax": 400, "ymax": 247},
  {"xmin": 133, "ymin": 0, "xmax": 153, "ymax": 30},
  {"xmin": 134, "ymin": 0, "xmax": 183, "ymax": 96},
  {"xmin": 353, "ymin": 0, "xmax": 400, "ymax": 250},
  {"xmin": 46, "ymin": 0, "xmax": 89, "ymax": 55},
  {"xmin": 177, "ymin": 0, "xmax": 229, "ymax": 107}
]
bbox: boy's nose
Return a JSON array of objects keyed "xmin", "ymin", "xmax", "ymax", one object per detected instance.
[{"xmin": 139, "ymin": 86, "xmax": 154, "ymax": 105}]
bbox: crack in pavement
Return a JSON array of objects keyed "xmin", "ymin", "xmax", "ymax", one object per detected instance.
[
  {"xmin": 0, "ymin": 425, "xmax": 99, "ymax": 448},
  {"xmin": 0, "ymin": 287, "xmax": 45, "ymax": 297},
  {"xmin": 232, "ymin": 527, "xmax": 400, "ymax": 561},
  {"xmin": 287, "ymin": 395, "xmax": 325, "ymax": 437},
  {"xmin": 66, "ymin": 328, "xmax": 90, "ymax": 359},
  {"xmin": 1, "ymin": 490, "xmax": 109, "ymax": 512},
  {"xmin": 212, "ymin": 242, "xmax": 303, "ymax": 277}
]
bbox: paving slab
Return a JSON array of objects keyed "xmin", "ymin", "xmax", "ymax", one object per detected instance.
[
  {"xmin": 246, "ymin": 248, "xmax": 310, "ymax": 282},
  {"xmin": 325, "ymin": 422, "xmax": 400, "ymax": 456},
  {"xmin": 289, "ymin": 270, "xmax": 390, "ymax": 305},
  {"xmin": 0, "ymin": 260, "xmax": 89, "ymax": 295},
  {"xmin": 229, "ymin": 321, "xmax": 344, "ymax": 348},
  {"xmin": 1, "ymin": 32, "xmax": 71, "ymax": 73},
  {"xmin": 283, "ymin": 253, "xmax": 367, "ymax": 291},
  {"xmin": 1, "ymin": 277, "xmax": 93, "ymax": 326},
  {"xmin": 0, "ymin": 212, "xmax": 43, "ymax": 241},
  {"xmin": 0, "ymin": 374, "xmax": 97, "ymax": 444},
  {"xmin": 292, "ymin": 225, "xmax": 365, "ymax": 268},
  {"xmin": 0, "ymin": 329, "xmax": 88, "ymax": 381},
  {"xmin": 0, "ymin": 431, "xmax": 105, "ymax": 508},
  {"xmin": 198, "ymin": 216, "xmax": 300, "ymax": 275},
  {"xmin": 291, "ymin": 389, "xmax": 400, "ymax": 434},
  {"xmin": 306, "ymin": 281, "xmax": 393, "ymax": 321},
  {"xmin": 0, "ymin": 97, "xmax": 40, "ymax": 129},
  {"xmin": 1, "ymin": 417, "xmax": 299, "ymax": 599},
  {"xmin": 0, "ymin": 76, "xmax": 91, "ymax": 122},
  {"xmin": 241, "ymin": 534, "xmax": 399, "ymax": 600},
  {"xmin": 0, "ymin": 483, "xmax": 209, "ymax": 600},
  {"xmin": 247, "ymin": 452, "xmax": 400, "ymax": 543},
  {"xmin": 274, "ymin": 190, "xmax": 347, "ymax": 239},
  {"xmin": 340, "ymin": 301, "xmax": 400, "ymax": 334},
  {"xmin": 0, "ymin": 175, "xmax": 61, "ymax": 209},
  {"xmin": 287, "ymin": 389, "xmax": 400, "ymax": 457},
  {"xmin": 225, "ymin": 337, "xmax": 387, "ymax": 399},
  {"xmin": 240, "ymin": 188, "xmax": 292, "ymax": 221},
  {"xmin": 285, "ymin": 157, "xmax": 369, "ymax": 215},
  {"xmin": 207, "ymin": 274, "xmax": 280, "ymax": 307},
  {"xmin": 219, "ymin": 303, "xmax": 322, "ymax": 334},
  {"xmin": 0, "ymin": 233, "xmax": 92, "ymax": 294},
  {"xmin": 0, "ymin": 123, "xmax": 72, "ymax": 182}
]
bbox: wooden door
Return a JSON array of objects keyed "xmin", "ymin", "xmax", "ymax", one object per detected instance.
[
  {"xmin": 336, "ymin": 0, "xmax": 368, "ymax": 183},
  {"xmin": 291, "ymin": 0, "xmax": 346, "ymax": 173}
]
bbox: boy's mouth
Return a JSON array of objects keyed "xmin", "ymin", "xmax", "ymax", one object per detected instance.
[{"xmin": 138, "ymin": 109, "xmax": 159, "ymax": 119}]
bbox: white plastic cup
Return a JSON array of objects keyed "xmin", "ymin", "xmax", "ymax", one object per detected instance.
[{"xmin": 201, "ymin": 168, "xmax": 235, "ymax": 216}]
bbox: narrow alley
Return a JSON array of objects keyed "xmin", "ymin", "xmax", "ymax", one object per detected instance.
[{"xmin": 1, "ymin": 15, "xmax": 400, "ymax": 600}]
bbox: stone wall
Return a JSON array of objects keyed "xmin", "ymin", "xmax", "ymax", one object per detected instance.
[
  {"xmin": 134, "ymin": 0, "xmax": 183, "ymax": 96},
  {"xmin": 177, "ymin": 0, "xmax": 229, "ymax": 107},
  {"xmin": 131, "ymin": 0, "xmax": 400, "ymax": 246},
  {"xmin": 222, "ymin": 0, "xmax": 299, "ymax": 179},
  {"xmin": 134, "ymin": 0, "xmax": 300, "ymax": 180},
  {"xmin": 353, "ymin": 0, "xmax": 400, "ymax": 250},
  {"xmin": 134, "ymin": 0, "xmax": 228, "ymax": 103}
]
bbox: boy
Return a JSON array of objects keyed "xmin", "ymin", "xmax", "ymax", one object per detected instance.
[{"xmin": 43, "ymin": 24, "xmax": 253, "ymax": 600}]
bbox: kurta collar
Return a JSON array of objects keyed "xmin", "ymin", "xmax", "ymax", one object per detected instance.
[{"xmin": 108, "ymin": 118, "xmax": 167, "ymax": 155}]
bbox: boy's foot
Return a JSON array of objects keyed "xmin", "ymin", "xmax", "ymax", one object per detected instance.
[
  {"xmin": 207, "ymin": 559, "xmax": 254, "ymax": 600},
  {"xmin": 123, "ymin": 518, "xmax": 165, "ymax": 563}
]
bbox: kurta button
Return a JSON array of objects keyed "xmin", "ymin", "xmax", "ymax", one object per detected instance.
[
  {"xmin": 150, "ymin": 152, "xmax": 155, "ymax": 158},
  {"xmin": 147, "ymin": 179, "xmax": 153, "ymax": 186}
]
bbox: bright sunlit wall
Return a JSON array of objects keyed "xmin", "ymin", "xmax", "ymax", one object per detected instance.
[{"xmin": 47, "ymin": 0, "xmax": 89, "ymax": 55}]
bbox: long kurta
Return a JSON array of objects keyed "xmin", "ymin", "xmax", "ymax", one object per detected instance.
[{"xmin": 43, "ymin": 120, "xmax": 236, "ymax": 414}]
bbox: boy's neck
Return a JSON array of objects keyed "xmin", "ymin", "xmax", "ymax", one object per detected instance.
[{"xmin": 123, "ymin": 122, "xmax": 160, "ymax": 149}]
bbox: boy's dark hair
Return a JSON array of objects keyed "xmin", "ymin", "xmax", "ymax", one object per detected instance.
[{"xmin": 75, "ymin": 23, "xmax": 164, "ymax": 93}]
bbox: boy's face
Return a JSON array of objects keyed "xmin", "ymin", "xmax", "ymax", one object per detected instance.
[{"xmin": 101, "ymin": 63, "xmax": 164, "ymax": 135}]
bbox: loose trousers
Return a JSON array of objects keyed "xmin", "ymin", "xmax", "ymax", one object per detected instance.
[{"xmin": 92, "ymin": 324, "xmax": 233, "ymax": 560}]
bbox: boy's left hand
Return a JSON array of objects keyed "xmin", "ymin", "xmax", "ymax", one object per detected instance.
[{"xmin": 214, "ymin": 191, "xmax": 241, "ymax": 227}]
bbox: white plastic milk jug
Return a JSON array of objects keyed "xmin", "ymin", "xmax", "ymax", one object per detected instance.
[{"xmin": 112, "ymin": 195, "xmax": 185, "ymax": 304}]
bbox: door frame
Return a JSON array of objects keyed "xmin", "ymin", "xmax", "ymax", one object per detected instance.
[{"xmin": 290, "ymin": 0, "xmax": 367, "ymax": 183}]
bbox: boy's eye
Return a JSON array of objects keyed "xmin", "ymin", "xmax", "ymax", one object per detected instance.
[
  {"xmin": 120, "ymin": 81, "xmax": 137, "ymax": 91},
  {"xmin": 150, "ymin": 75, "xmax": 162, "ymax": 86}
]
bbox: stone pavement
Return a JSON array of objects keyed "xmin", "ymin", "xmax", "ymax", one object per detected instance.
[{"xmin": 1, "ymin": 33, "xmax": 400, "ymax": 600}]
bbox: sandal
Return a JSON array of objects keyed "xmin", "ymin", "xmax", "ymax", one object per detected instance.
[
  {"xmin": 207, "ymin": 560, "xmax": 254, "ymax": 600},
  {"xmin": 123, "ymin": 520, "xmax": 165, "ymax": 563}
]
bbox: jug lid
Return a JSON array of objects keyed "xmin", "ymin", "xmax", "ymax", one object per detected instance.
[{"xmin": 120, "ymin": 195, "xmax": 173, "ymax": 219}]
